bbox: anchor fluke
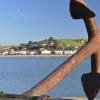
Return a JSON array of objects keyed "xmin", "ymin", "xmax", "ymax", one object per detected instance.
[
  {"xmin": 81, "ymin": 73, "xmax": 100, "ymax": 100},
  {"xmin": 70, "ymin": 0, "xmax": 95, "ymax": 19}
]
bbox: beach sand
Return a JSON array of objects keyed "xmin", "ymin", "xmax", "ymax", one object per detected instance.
[{"xmin": 0, "ymin": 54, "xmax": 70, "ymax": 58}]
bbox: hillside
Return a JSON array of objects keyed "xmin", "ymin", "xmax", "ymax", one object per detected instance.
[
  {"xmin": 0, "ymin": 46, "xmax": 11, "ymax": 51},
  {"xmin": 0, "ymin": 39, "xmax": 87, "ymax": 51},
  {"xmin": 60, "ymin": 39, "xmax": 87, "ymax": 47}
]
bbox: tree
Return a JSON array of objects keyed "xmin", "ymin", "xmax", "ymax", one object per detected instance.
[
  {"xmin": 48, "ymin": 37, "xmax": 54, "ymax": 42},
  {"xmin": 27, "ymin": 41, "xmax": 33, "ymax": 50},
  {"xmin": 53, "ymin": 39, "xmax": 59, "ymax": 49},
  {"xmin": 48, "ymin": 37, "xmax": 55, "ymax": 49}
]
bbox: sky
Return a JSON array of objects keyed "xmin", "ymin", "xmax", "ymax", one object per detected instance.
[{"xmin": 0, "ymin": 0, "xmax": 100, "ymax": 45}]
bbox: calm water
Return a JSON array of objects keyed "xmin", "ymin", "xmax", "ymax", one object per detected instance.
[{"xmin": 0, "ymin": 56, "xmax": 99, "ymax": 98}]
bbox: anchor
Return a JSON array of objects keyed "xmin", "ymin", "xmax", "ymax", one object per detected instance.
[{"xmin": 23, "ymin": 0, "xmax": 100, "ymax": 100}]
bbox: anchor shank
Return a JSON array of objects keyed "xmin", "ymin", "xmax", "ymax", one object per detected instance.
[
  {"xmin": 83, "ymin": 18, "xmax": 100, "ymax": 73},
  {"xmin": 83, "ymin": 18, "xmax": 99, "ymax": 40}
]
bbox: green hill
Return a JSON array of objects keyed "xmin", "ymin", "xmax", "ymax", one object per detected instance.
[{"xmin": 60, "ymin": 39, "xmax": 87, "ymax": 47}]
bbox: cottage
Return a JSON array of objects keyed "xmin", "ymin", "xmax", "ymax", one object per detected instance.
[
  {"xmin": 41, "ymin": 50, "xmax": 51, "ymax": 55},
  {"xmin": 2, "ymin": 51, "xmax": 9, "ymax": 55},
  {"xmin": 54, "ymin": 50, "xmax": 63, "ymax": 55},
  {"xmin": 28, "ymin": 51, "xmax": 37, "ymax": 55},
  {"xmin": 64, "ymin": 50, "xmax": 77, "ymax": 55},
  {"xmin": 19, "ymin": 50, "xmax": 27, "ymax": 55}
]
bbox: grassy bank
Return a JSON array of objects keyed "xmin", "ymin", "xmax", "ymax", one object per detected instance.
[{"xmin": 60, "ymin": 39, "xmax": 86, "ymax": 47}]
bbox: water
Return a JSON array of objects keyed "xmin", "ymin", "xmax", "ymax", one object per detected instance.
[{"xmin": 0, "ymin": 56, "xmax": 99, "ymax": 98}]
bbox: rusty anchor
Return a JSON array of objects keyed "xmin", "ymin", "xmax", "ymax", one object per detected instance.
[
  {"xmin": 70, "ymin": 0, "xmax": 100, "ymax": 100},
  {"xmin": 23, "ymin": 0, "xmax": 100, "ymax": 100}
]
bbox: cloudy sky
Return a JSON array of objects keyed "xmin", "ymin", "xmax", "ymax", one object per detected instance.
[{"xmin": 0, "ymin": 0, "xmax": 100, "ymax": 45}]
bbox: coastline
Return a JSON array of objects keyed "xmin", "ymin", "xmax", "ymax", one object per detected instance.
[{"xmin": 0, "ymin": 54, "xmax": 71, "ymax": 58}]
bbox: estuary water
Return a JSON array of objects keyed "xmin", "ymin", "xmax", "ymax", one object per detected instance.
[{"xmin": 0, "ymin": 56, "xmax": 99, "ymax": 98}]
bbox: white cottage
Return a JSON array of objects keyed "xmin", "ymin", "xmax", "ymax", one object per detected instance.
[{"xmin": 41, "ymin": 50, "xmax": 51, "ymax": 55}]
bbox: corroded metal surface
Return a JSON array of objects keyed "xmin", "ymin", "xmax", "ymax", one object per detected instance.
[{"xmin": 23, "ymin": 0, "xmax": 100, "ymax": 100}]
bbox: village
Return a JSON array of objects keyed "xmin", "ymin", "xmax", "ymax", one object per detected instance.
[
  {"xmin": 1, "ymin": 48, "xmax": 78, "ymax": 56},
  {"xmin": 0, "ymin": 37, "xmax": 86, "ymax": 56}
]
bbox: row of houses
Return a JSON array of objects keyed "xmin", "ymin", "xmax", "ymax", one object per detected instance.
[
  {"xmin": 1, "ymin": 49, "xmax": 77, "ymax": 56},
  {"xmin": 41, "ymin": 49, "xmax": 77, "ymax": 55}
]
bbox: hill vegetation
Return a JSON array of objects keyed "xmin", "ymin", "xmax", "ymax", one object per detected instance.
[
  {"xmin": 0, "ymin": 37, "xmax": 87, "ymax": 52},
  {"xmin": 61, "ymin": 39, "xmax": 86, "ymax": 46}
]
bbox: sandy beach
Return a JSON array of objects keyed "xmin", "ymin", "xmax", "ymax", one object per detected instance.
[{"xmin": 0, "ymin": 54, "xmax": 71, "ymax": 58}]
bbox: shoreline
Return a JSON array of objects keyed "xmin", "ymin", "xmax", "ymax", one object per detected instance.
[{"xmin": 0, "ymin": 54, "xmax": 71, "ymax": 58}]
